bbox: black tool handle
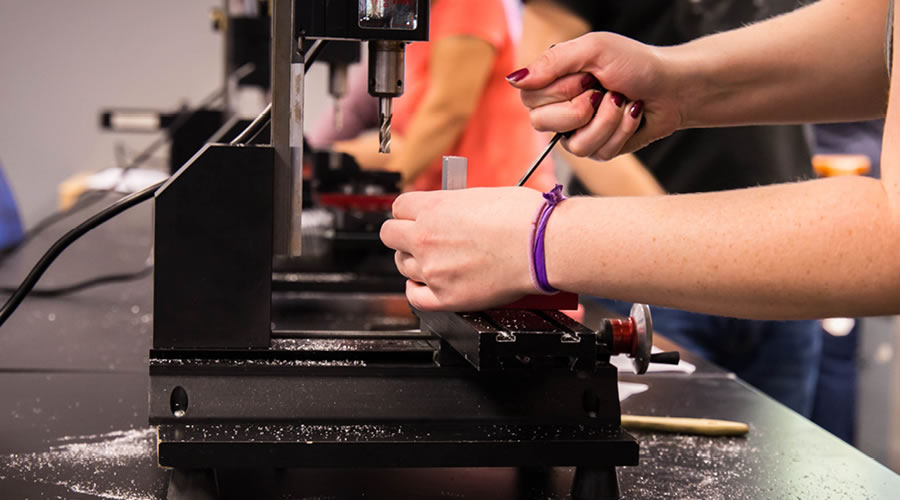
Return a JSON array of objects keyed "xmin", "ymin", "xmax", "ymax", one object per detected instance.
[{"xmin": 650, "ymin": 351, "xmax": 680, "ymax": 365}]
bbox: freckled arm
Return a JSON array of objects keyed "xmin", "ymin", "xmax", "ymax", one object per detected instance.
[{"xmin": 544, "ymin": 176, "xmax": 900, "ymax": 319}]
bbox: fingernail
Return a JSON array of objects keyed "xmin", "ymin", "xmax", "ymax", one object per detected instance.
[
  {"xmin": 581, "ymin": 73, "xmax": 597, "ymax": 90},
  {"xmin": 506, "ymin": 68, "xmax": 529, "ymax": 83},
  {"xmin": 590, "ymin": 91, "xmax": 603, "ymax": 109},
  {"xmin": 611, "ymin": 92, "xmax": 625, "ymax": 108},
  {"xmin": 630, "ymin": 100, "xmax": 644, "ymax": 118}
]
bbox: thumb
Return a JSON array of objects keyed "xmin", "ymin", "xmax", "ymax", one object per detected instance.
[{"xmin": 507, "ymin": 36, "xmax": 598, "ymax": 90}]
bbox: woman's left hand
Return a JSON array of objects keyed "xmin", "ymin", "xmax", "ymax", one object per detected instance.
[
  {"xmin": 333, "ymin": 131, "xmax": 404, "ymax": 172},
  {"xmin": 380, "ymin": 187, "xmax": 544, "ymax": 311}
]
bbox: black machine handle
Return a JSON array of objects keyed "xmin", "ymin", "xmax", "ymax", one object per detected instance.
[{"xmin": 649, "ymin": 351, "xmax": 680, "ymax": 365}]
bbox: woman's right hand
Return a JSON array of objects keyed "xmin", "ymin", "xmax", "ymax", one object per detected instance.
[{"xmin": 507, "ymin": 32, "xmax": 686, "ymax": 161}]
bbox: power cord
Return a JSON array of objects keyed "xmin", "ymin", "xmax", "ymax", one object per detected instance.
[
  {"xmin": 0, "ymin": 65, "xmax": 258, "ymax": 299},
  {"xmin": 0, "ymin": 81, "xmax": 229, "ymax": 262},
  {"xmin": 0, "ymin": 263, "xmax": 152, "ymax": 298},
  {"xmin": 0, "ymin": 181, "xmax": 163, "ymax": 328},
  {"xmin": 0, "ymin": 49, "xmax": 322, "ymax": 326}
]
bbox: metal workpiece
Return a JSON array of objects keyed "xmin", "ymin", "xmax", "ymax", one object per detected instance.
[
  {"xmin": 368, "ymin": 40, "xmax": 405, "ymax": 153},
  {"xmin": 442, "ymin": 156, "xmax": 468, "ymax": 190}
]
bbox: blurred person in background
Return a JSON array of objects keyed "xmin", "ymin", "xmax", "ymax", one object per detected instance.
[
  {"xmin": 309, "ymin": 0, "xmax": 555, "ymax": 191},
  {"xmin": 0, "ymin": 162, "xmax": 24, "ymax": 254},
  {"xmin": 809, "ymin": 119, "xmax": 885, "ymax": 443},
  {"xmin": 519, "ymin": 0, "xmax": 823, "ymax": 418}
]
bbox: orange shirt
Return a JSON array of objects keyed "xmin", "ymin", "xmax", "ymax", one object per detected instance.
[{"xmin": 393, "ymin": 0, "xmax": 555, "ymax": 192}]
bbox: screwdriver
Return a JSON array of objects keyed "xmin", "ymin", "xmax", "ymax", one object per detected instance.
[
  {"xmin": 517, "ymin": 80, "xmax": 605, "ymax": 186},
  {"xmin": 516, "ymin": 82, "xmax": 645, "ymax": 187},
  {"xmin": 516, "ymin": 131, "xmax": 570, "ymax": 187}
]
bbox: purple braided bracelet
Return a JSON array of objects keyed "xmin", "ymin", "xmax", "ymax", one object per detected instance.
[{"xmin": 529, "ymin": 184, "xmax": 566, "ymax": 295}]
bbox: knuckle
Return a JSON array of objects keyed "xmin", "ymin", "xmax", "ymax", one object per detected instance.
[
  {"xmin": 394, "ymin": 251, "xmax": 406, "ymax": 271},
  {"xmin": 441, "ymin": 290, "xmax": 462, "ymax": 310},
  {"xmin": 575, "ymin": 103, "xmax": 595, "ymax": 125},
  {"xmin": 519, "ymin": 91, "xmax": 534, "ymax": 108},
  {"xmin": 530, "ymin": 113, "xmax": 551, "ymax": 132},
  {"xmin": 420, "ymin": 263, "xmax": 434, "ymax": 284},
  {"xmin": 591, "ymin": 150, "xmax": 613, "ymax": 162},
  {"xmin": 391, "ymin": 195, "xmax": 405, "ymax": 217},
  {"xmin": 566, "ymin": 139, "xmax": 591, "ymax": 158},
  {"xmin": 537, "ymin": 48, "xmax": 558, "ymax": 71},
  {"xmin": 379, "ymin": 221, "xmax": 393, "ymax": 243},
  {"xmin": 414, "ymin": 228, "xmax": 434, "ymax": 250}
]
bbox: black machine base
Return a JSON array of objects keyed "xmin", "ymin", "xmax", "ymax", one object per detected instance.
[
  {"xmin": 165, "ymin": 465, "xmax": 623, "ymax": 500},
  {"xmin": 157, "ymin": 422, "xmax": 637, "ymax": 470},
  {"xmin": 150, "ymin": 328, "xmax": 639, "ymax": 499}
]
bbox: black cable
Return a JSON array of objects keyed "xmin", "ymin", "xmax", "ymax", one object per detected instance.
[
  {"xmin": 21, "ymin": 191, "xmax": 108, "ymax": 240},
  {"xmin": 230, "ymin": 102, "xmax": 272, "ymax": 145},
  {"xmin": 244, "ymin": 118, "xmax": 270, "ymax": 145},
  {"xmin": 0, "ymin": 181, "xmax": 163, "ymax": 328},
  {"xmin": 229, "ymin": 40, "xmax": 328, "ymax": 146},
  {"xmin": 0, "ymin": 264, "xmax": 152, "ymax": 298},
  {"xmin": 0, "ymin": 68, "xmax": 250, "ymax": 266},
  {"xmin": 3, "ymin": 108, "xmax": 201, "ymax": 258},
  {"xmin": 0, "ymin": 64, "xmax": 260, "ymax": 313}
]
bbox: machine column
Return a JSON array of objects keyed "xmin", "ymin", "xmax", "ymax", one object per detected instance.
[{"xmin": 271, "ymin": 0, "xmax": 303, "ymax": 258}]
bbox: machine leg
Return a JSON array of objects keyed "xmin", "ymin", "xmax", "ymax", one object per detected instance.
[
  {"xmin": 166, "ymin": 469, "xmax": 217, "ymax": 500},
  {"xmin": 166, "ymin": 468, "xmax": 285, "ymax": 500},
  {"xmin": 516, "ymin": 467, "xmax": 555, "ymax": 499},
  {"xmin": 571, "ymin": 466, "xmax": 620, "ymax": 500}
]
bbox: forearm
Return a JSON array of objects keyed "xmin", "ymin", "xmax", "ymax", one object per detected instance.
[
  {"xmin": 668, "ymin": 0, "xmax": 889, "ymax": 128},
  {"xmin": 389, "ymin": 99, "xmax": 470, "ymax": 184},
  {"xmin": 546, "ymin": 176, "xmax": 900, "ymax": 319}
]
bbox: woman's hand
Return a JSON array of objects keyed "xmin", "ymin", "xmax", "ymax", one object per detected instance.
[
  {"xmin": 380, "ymin": 187, "xmax": 544, "ymax": 311},
  {"xmin": 508, "ymin": 32, "xmax": 685, "ymax": 161},
  {"xmin": 332, "ymin": 131, "xmax": 405, "ymax": 172}
]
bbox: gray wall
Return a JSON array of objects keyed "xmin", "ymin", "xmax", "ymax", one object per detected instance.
[{"xmin": 0, "ymin": 0, "xmax": 328, "ymax": 227}]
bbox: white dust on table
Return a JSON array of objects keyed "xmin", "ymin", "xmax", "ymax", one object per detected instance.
[
  {"xmin": 621, "ymin": 431, "xmax": 762, "ymax": 500},
  {"xmin": 0, "ymin": 427, "xmax": 163, "ymax": 500}
]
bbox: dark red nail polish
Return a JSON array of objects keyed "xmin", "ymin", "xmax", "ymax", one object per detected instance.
[
  {"xmin": 611, "ymin": 92, "xmax": 625, "ymax": 107},
  {"xmin": 506, "ymin": 68, "xmax": 529, "ymax": 83},
  {"xmin": 590, "ymin": 91, "xmax": 603, "ymax": 109},
  {"xmin": 581, "ymin": 73, "xmax": 597, "ymax": 90},
  {"xmin": 630, "ymin": 100, "xmax": 644, "ymax": 118}
]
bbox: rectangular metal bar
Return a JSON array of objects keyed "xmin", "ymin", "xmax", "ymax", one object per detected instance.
[
  {"xmin": 272, "ymin": 0, "xmax": 302, "ymax": 257},
  {"xmin": 442, "ymin": 156, "xmax": 467, "ymax": 190}
]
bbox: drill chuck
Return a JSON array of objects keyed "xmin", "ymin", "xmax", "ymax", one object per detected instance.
[{"xmin": 369, "ymin": 40, "xmax": 405, "ymax": 154}]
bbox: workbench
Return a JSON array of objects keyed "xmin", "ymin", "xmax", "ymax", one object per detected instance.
[{"xmin": 0, "ymin": 193, "xmax": 897, "ymax": 499}]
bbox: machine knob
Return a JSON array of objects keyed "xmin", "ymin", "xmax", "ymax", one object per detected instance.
[
  {"xmin": 650, "ymin": 351, "xmax": 680, "ymax": 365},
  {"xmin": 605, "ymin": 303, "xmax": 653, "ymax": 374},
  {"xmin": 628, "ymin": 303, "xmax": 653, "ymax": 374}
]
